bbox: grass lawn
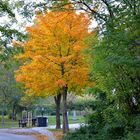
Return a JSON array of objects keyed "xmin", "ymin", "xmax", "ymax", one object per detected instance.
[
  {"xmin": 0, "ymin": 115, "xmax": 85, "ymax": 128},
  {"xmin": 47, "ymin": 115, "xmax": 85, "ymax": 125},
  {"xmin": 0, "ymin": 116, "xmax": 18, "ymax": 128}
]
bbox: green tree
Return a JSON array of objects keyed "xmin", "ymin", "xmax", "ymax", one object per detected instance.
[
  {"xmin": 64, "ymin": 0, "xmax": 140, "ymax": 139},
  {"xmin": 0, "ymin": 51, "xmax": 24, "ymax": 122}
]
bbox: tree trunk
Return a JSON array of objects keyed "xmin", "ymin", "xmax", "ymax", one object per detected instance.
[
  {"xmin": 54, "ymin": 94, "xmax": 61, "ymax": 129},
  {"xmin": 12, "ymin": 105, "xmax": 16, "ymax": 120},
  {"xmin": 62, "ymin": 85, "xmax": 69, "ymax": 133}
]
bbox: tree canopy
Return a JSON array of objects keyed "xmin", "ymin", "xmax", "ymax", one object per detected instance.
[{"xmin": 15, "ymin": 9, "xmax": 91, "ymax": 96}]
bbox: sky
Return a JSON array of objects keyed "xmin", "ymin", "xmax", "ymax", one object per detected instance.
[{"xmin": 0, "ymin": 0, "xmax": 97, "ymax": 37}]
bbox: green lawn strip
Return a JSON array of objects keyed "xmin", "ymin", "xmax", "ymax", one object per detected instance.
[
  {"xmin": 0, "ymin": 121, "xmax": 18, "ymax": 128},
  {"xmin": 47, "ymin": 115, "xmax": 85, "ymax": 125},
  {"xmin": 0, "ymin": 115, "xmax": 85, "ymax": 128}
]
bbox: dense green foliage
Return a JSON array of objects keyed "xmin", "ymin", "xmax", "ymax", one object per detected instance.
[
  {"xmin": 63, "ymin": 0, "xmax": 140, "ymax": 139},
  {"xmin": 0, "ymin": 50, "xmax": 24, "ymax": 120},
  {"xmin": 64, "ymin": 92, "xmax": 140, "ymax": 140}
]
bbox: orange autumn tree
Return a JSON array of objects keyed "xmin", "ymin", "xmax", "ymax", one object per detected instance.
[{"xmin": 15, "ymin": 9, "xmax": 91, "ymax": 133}]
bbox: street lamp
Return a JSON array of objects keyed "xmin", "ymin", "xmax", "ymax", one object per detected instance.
[{"xmin": 41, "ymin": 107, "xmax": 44, "ymax": 117}]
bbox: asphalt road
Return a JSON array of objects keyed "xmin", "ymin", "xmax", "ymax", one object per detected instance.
[{"xmin": 0, "ymin": 132, "xmax": 37, "ymax": 140}]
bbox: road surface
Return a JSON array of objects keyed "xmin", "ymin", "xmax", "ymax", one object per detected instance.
[{"xmin": 0, "ymin": 132, "xmax": 36, "ymax": 140}]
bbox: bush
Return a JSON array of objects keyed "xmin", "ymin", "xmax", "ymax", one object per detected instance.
[
  {"xmin": 63, "ymin": 113, "xmax": 140, "ymax": 140},
  {"xmin": 63, "ymin": 92, "xmax": 140, "ymax": 140},
  {"xmin": 63, "ymin": 125, "xmax": 95, "ymax": 140}
]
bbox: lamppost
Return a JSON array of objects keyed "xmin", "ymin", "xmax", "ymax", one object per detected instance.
[
  {"xmin": 41, "ymin": 107, "xmax": 44, "ymax": 117},
  {"xmin": 35, "ymin": 106, "xmax": 39, "ymax": 117}
]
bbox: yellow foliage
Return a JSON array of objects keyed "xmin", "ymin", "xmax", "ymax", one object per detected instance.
[{"xmin": 15, "ymin": 9, "xmax": 94, "ymax": 96}]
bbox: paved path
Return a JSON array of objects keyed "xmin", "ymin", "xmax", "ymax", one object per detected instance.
[
  {"xmin": 0, "ymin": 123, "xmax": 83, "ymax": 140},
  {"xmin": 32, "ymin": 127, "xmax": 55, "ymax": 140},
  {"xmin": 0, "ymin": 128, "xmax": 55, "ymax": 140},
  {"xmin": 0, "ymin": 132, "xmax": 36, "ymax": 140}
]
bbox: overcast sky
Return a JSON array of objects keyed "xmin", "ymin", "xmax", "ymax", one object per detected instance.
[{"xmin": 0, "ymin": 0, "xmax": 97, "ymax": 36}]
